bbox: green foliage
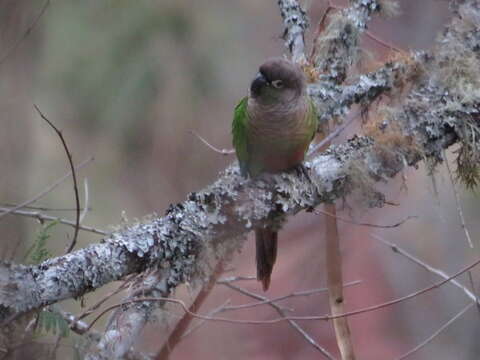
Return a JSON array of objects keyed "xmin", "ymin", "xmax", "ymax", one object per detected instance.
[
  {"xmin": 36, "ymin": 308, "xmax": 70, "ymax": 338},
  {"xmin": 24, "ymin": 221, "xmax": 57, "ymax": 264}
]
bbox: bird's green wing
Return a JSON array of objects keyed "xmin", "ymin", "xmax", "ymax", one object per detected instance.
[{"xmin": 232, "ymin": 96, "xmax": 249, "ymax": 177}]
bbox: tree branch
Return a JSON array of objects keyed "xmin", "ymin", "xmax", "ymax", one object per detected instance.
[
  {"xmin": 33, "ymin": 104, "xmax": 82, "ymax": 253},
  {"xmin": 223, "ymin": 282, "xmax": 335, "ymax": 359},
  {"xmin": 313, "ymin": 0, "xmax": 382, "ymax": 82},
  {"xmin": 0, "ymin": 102, "xmax": 468, "ymax": 321},
  {"xmin": 1, "ymin": 0, "xmax": 480, "ymax": 358},
  {"xmin": 277, "ymin": 0, "xmax": 309, "ymax": 63}
]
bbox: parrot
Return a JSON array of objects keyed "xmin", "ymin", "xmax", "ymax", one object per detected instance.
[{"xmin": 232, "ymin": 58, "xmax": 318, "ymax": 290}]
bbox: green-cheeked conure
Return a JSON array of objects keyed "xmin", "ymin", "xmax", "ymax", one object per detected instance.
[{"xmin": 232, "ymin": 58, "xmax": 318, "ymax": 290}]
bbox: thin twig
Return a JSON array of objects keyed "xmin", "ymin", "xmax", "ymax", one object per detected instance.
[
  {"xmin": 58, "ymin": 309, "xmax": 92, "ymax": 336},
  {"xmin": 364, "ymin": 31, "xmax": 404, "ymax": 54},
  {"xmin": 34, "ymin": 104, "xmax": 81, "ymax": 253},
  {"xmin": 0, "ymin": 207, "xmax": 107, "ymax": 236},
  {"xmin": 372, "ymin": 235, "xmax": 479, "ymax": 304},
  {"xmin": 0, "ymin": 0, "xmax": 50, "ymax": 65},
  {"xmin": 218, "ymin": 280, "xmax": 361, "ymax": 312},
  {"xmin": 180, "ymin": 299, "xmax": 231, "ymax": 339},
  {"xmin": 372, "ymin": 233, "xmax": 480, "ymax": 359},
  {"xmin": 217, "ymin": 276, "xmax": 256, "ymax": 283},
  {"xmin": 188, "ymin": 130, "xmax": 235, "ymax": 156},
  {"xmin": 315, "ymin": 209, "xmax": 417, "ymax": 229},
  {"xmin": 308, "ymin": 114, "xmax": 357, "ymax": 156},
  {"xmin": 0, "ymin": 157, "xmax": 93, "ymax": 221},
  {"xmin": 396, "ymin": 303, "xmax": 473, "ymax": 360},
  {"xmin": 224, "ymin": 282, "xmax": 335, "ymax": 359},
  {"xmin": 467, "ymin": 271, "xmax": 480, "ymax": 314},
  {"xmin": 156, "ymin": 262, "xmax": 225, "ymax": 359},
  {"xmin": 444, "ymin": 151, "xmax": 474, "ymax": 248},
  {"xmin": 80, "ymin": 178, "xmax": 89, "ymax": 223},
  {"xmin": 86, "ymin": 257, "xmax": 480, "ymax": 328},
  {"xmin": 76, "ymin": 275, "xmax": 134, "ymax": 321},
  {"xmin": 0, "ymin": 203, "xmax": 91, "ymax": 212}
]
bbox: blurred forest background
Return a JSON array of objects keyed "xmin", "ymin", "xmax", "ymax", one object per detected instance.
[{"xmin": 1, "ymin": 0, "xmax": 480, "ymax": 359}]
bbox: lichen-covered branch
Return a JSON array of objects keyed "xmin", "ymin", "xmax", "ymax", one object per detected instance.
[
  {"xmin": 86, "ymin": 269, "xmax": 167, "ymax": 360},
  {"xmin": 313, "ymin": 0, "xmax": 382, "ymax": 83},
  {"xmin": 85, "ymin": 1, "xmax": 394, "ymax": 357},
  {"xmin": 277, "ymin": 0, "xmax": 309, "ymax": 62},
  {"xmin": 308, "ymin": 58, "xmax": 422, "ymax": 123},
  {"xmin": 0, "ymin": 83, "xmax": 472, "ymax": 322},
  {"xmin": 0, "ymin": 137, "xmax": 350, "ymax": 322}
]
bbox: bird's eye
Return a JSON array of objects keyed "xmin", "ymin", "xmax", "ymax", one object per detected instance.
[{"xmin": 271, "ymin": 80, "xmax": 284, "ymax": 88}]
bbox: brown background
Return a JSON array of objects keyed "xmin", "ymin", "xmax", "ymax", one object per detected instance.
[{"xmin": 1, "ymin": 0, "xmax": 479, "ymax": 359}]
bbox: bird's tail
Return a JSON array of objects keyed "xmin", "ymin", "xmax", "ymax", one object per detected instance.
[{"xmin": 255, "ymin": 228, "xmax": 278, "ymax": 291}]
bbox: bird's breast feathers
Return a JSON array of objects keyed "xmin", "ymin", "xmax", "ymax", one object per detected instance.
[
  {"xmin": 247, "ymin": 97, "xmax": 312, "ymax": 145},
  {"xmin": 245, "ymin": 97, "xmax": 316, "ymax": 175}
]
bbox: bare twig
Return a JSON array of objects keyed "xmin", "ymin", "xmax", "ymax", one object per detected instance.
[
  {"xmin": 217, "ymin": 280, "xmax": 361, "ymax": 312},
  {"xmin": 314, "ymin": 209, "xmax": 417, "ymax": 229},
  {"xmin": 444, "ymin": 151, "xmax": 474, "ymax": 248},
  {"xmin": 80, "ymin": 178, "xmax": 89, "ymax": 223},
  {"xmin": 58, "ymin": 309, "xmax": 92, "ymax": 336},
  {"xmin": 59, "ymin": 309, "xmax": 149, "ymax": 360},
  {"xmin": 0, "ymin": 0, "xmax": 50, "ymax": 65},
  {"xmin": 87, "ymin": 270, "xmax": 169, "ymax": 359},
  {"xmin": 86, "ymin": 257, "xmax": 480, "ymax": 328},
  {"xmin": 364, "ymin": 31, "xmax": 404, "ymax": 54},
  {"xmin": 156, "ymin": 262, "xmax": 225, "ymax": 359},
  {"xmin": 307, "ymin": 113, "xmax": 357, "ymax": 156},
  {"xmin": 374, "ymin": 234, "xmax": 480, "ymax": 358},
  {"xmin": 223, "ymin": 282, "xmax": 335, "ymax": 359},
  {"xmin": 0, "ymin": 157, "xmax": 93, "ymax": 221},
  {"xmin": 217, "ymin": 276, "xmax": 256, "ymax": 283},
  {"xmin": 467, "ymin": 271, "xmax": 480, "ymax": 314},
  {"xmin": 77, "ymin": 275, "xmax": 135, "ymax": 321},
  {"xmin": 372, "ymin": 235, "xmax": 479, "ymax": 304},
  {"xmin": 188, "ymin": 130, "xmax": 234, "ymax": 156},
  {"xmin": 34, "ymin": 104, "xmax": 81, "ymax": 253},
  {"xmin": 396, "ymin": 303, "xmax": 473, "ymax": 360},
  {"xmin": 0, "ymin": 203, "xmax": 90, "ymax": 212},
  {"xmin": 0, "ymin": 207, "xmax": 107, "ymax": 236},
  {"xmin": 180, "ymin": 299, "xmax": 231, "ymax": 339}
]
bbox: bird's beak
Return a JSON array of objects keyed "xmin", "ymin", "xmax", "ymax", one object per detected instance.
[{"xmin": 250, "ymin": 72, "xmax": 268, "ymax": 97}]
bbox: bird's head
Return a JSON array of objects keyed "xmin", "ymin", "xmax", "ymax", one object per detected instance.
[{"xmin": 249, "ymin": 58, "xmax": 306, "ymax": 105}]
